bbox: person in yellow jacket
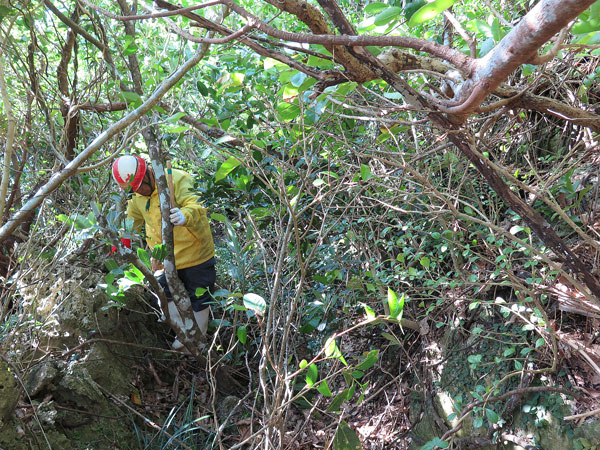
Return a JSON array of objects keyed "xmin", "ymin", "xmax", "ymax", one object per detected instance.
[{"xmin": 112, "ymin": 155, "xmax": 215, "ymax": 348}]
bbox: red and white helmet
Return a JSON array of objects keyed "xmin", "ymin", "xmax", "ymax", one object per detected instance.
[{"xmin": 112, "ymin": 155, "xmax": 147, "ymax": 191}]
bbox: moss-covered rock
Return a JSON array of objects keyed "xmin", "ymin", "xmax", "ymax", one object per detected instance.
[{"xmin": 0, "ymin": 361, "xmax": 18, "ymax": 421}]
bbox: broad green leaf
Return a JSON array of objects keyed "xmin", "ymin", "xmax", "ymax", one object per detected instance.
[
  {"xmin": 355, "ymin": 350, "xmax": 378, "ymax": 371},
  {"xmin": 362, "ymin": 303, "xmax": 376, "ymax": 319},
  {"xmin": 243, "ymin": 293, "xmax": 267, "ymax": 315},
  {"xmin": 486, "ymin": 408, "xmax": 499, "ymax": 424},
  {"xmin": 334, "ymin": 82, "xmax": 358, "ymax": 97},
  {"xmin": 165, "ymin": 125, "xmax": 189, "ymax": 134},
  {"xmin": 306, "ymin": 363, "xmax": 318, "ymax": 387},
  {"xmin": 504, "ymin": 347, "xmax": 516, "ymax": 357},
  {"xmin": 211, "ymin": 213, "xmax": 227, "ymax": 222},
  {"xmin": 119, "ymin": 91, "xmax": 142, "ymax": 105},
  {"xmin": 479, "ymin": 37, "xmax": 496, "ymax": 57},
  {"xmin": 0, "ymin": 6, "xmax": 12, "ymax": 17},
  {"xmin": 237, "ymin": 325, "xmax": 247, "ymax": 344},
  {"xmin": 152, "ymin": 244, "xmax": 166, "ymax": 261},
  {"xmin": 420, "ymin": 437, "xmax": 449, "ymax": 450},
  {"xmin": 591, "ymin": 0, "xmax": 600, "ymax": 20},
  {"xmin": 420, "ymin": 256, "xmax": 431, "ymax": 269},
  {"xmin": 276, "ymin": 102, "xmax": 301, "ymax": 121},
  {"xmin": 381, "ymin": 332, "xmax": 401, "ymax": 345},
  {"xmin": 291, "ymin": 72, "xmax": 307, "ymax": 87},
  {"xmin": 404, "ymin": 0, "xmax": 427, "ymax": 20},
  {"xmin": 250, "ymin": 207, "xmax": 272, "ymax": 219},
  {"xmin": 124, "ymin": 266, "xmax": 144, "ymax": 284},
  {"xmin": 137, "ymin": 248, "xmax": 151, "ymax": 269},
  {"xmin": 105, "ymin": 259, "xmax": 119, "ymax": 272},
  {"xmin": 535, "ymin": 338, "xmax": 545, "ymax": 348},
  {"xmin": 317, "ymin": 380, "xmax": 332, "ymax": 397},
  {"xmin": 327, "ymin": 389, "xmax": 349, "ymax": 412},
  {"xmin": 167, "ymin": 112, "xmax": 186, "ymax": 122},
  {"xmin": 230, "ymin": 72, "xmax": 245, "ymax": 86},
  {"xmin": 215, "ymin": 157, "xmax": 242, "ymax": 182},
  {"xmin": 333, "ymin": 421, "xmax": 362, "ymax": 450},
  {"xmin": 467, "ymin": 354, "xmax": 482, "ymax": 364},
  {"xmin": 522, "ymin": 64, "xmax": 536, "ymax": 76},
  {"xmin": 491, "ymin": 18, "xmax": 503, "ymax": 42},
  {"xmin": 365, "ymin": 2, "xmax": 387, "ymax": 15},
  {"xmin": 374, "ymin": 6, "xmax": 402, "ymax": 26},
  {"xmin": 387, "ymin": 288, "xmax": 404, "ymax": 319},
  {"xmin": 360, "ymin": 164, "xmax": 372, "ymax": 181},
  {"xmin": 325, "ymin": 337, "xmax": 347, "ymax": 365},
  {"xmin": 407, "ymin": 0, "xmax": 456, "ymax": 27},
  {"xmin": 196, "ymin": 81, "xmax": 209, "ymax": 96}
]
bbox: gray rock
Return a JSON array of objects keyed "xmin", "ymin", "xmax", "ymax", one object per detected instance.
[{"xmin": 0, "ymin": 361, "xmax": 19, "ymax": 421}]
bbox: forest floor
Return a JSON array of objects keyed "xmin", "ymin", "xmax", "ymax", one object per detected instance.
[{"xmin": 129, "ymin": 302, "xmax": 600, "ymax": 449}]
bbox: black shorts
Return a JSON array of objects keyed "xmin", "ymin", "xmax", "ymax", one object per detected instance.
[{"xmin": 157, "ymin": 257, "xmax": 216, "ymax": 312}]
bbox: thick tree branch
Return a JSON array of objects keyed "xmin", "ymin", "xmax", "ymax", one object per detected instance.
[{"xmin": 445, "ymin": 0, "xmax": 597, "ymax": 118}]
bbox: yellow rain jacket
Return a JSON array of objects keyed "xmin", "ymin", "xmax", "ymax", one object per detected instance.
[{"xmin": 126, "ymin": 168, "xmax": 215, "ymax": 269}]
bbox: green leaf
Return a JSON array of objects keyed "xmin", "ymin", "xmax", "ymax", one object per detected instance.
[
  {"xmin": 105, "ymin": 259, "xmax": 119, "ymax": 272},
  {"xmin": 215, "ymin": 157, "xmax": 242, "ymax": 182},
  {"xmin": 591, "ymin": 0, "xmax": 600, "ymax": 20},
  {"xmin": 167, "ymin": 112, "xmax": 186, "ymax": 122},
  {"xmin": 404, "ymin": 0, "xmax": 427, "ymax": 20},
  {"xmin": 317, "ymin": 380, "xmax": 332, "ymax": 397},
  {"xmin": 291, "ymin": 72, "xmax": 307, "ymax": 87},
  {"xmin": 119, "ymin": 90, "xmax": 142, "ymax": 105},
  {"xmin": 535, "ymin": 338, "xmax": 545, "ymax": 348},
  {"xmin": 522, "ymin": 64, "xmax": 536, "ymax": 76},
  {"xmin": 333, "ymin": 421, "xmax": 362, "ymax": 450},
  {"xmin": 0, "ymin": 6, "xmax": 12, "ymax": 18},
  {"xmin": 420, "ymin": 437, "xmax": 449, "ymax": 450},
  {"xmin": 504, "ymin": 347, "xmax": 516, "ymax": 357},
  {"xmin": 360, "ymin": 164, "xmax": 372, "ymax": 181},
  {"xmin": 467, "ymin": 354, "xmax": 482, "ymax": 364},
  {"xmin": 491, "ymin": 18, "xmax": 503, "ymax": 42},
  {"xmin": 381, "ymin": 332, "xmax": 401, "ymax": 346},
  {"xmin": 573, "ymin": 18, "xmax": 600, "ymax": 34},
  {"xmin": 327, "ymin": 389, "xmax": 349, "ymax": 412},
  {"xmin": 362, "ymin": 303, "xmax": 376, "ymax": 319},
  {"xmin": 365, "ymin": 2, "xmax": 387, "ymax": 15},
  {"xmin": 407, "ymin": 0, "xmax": 456, "ymax": 27},
  {"xmin": 237, "ymin": 325, "xmax": 247, "ymax": 344},
  {"xmin": 152, "ymin": 244, "xmax": 166, "ymax": 261},
  {"xmin": 243, "ymin": 293, "xmax": 267, "ymax": 315},
  {"xmin": 420, "ymin": 256, "xmax": 431, "ymax": 269},
  {"xmin": 486, "ymin": 408, "xmax": 499, "ymax": 424},
  {"xmin": 276, "ymin": 102, "xmax": 301, "ymax": 121},
  {"xmin": 387, "ymin": 288, "xmax": 404, "ymax": 319},
  {"xmin": 355, "ymin": 350, "xmax": 379, "ymax": 371},
  {"xmin": 137, "ymin": 248, "xmax": 151, "ymax": 269},
  {"xmin": 325, "ymin": 337, "xmax": 347, "ymax": 365},
  {"xmin": 306, "ymin": 363, "xmax": 318, "ymax": 387},
  {"xmin": 196, "ymin": 80, "xmax": 209, "ymax": 96},
  {"xmin": 210, "ymin": 213, "xmax": 227, "ymax": 222},
  {"xmin": 124, "ymin": 265, "xmax": 144, "ymax": 284},
  {"xmin": 374, "ymin": 6, "xmax": 402, "ymax": 26}
]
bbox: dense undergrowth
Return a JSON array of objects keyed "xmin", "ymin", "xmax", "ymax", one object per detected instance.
[{"xmin": 1, "ymin": 0, "xmax": 600, "ymax": 448}]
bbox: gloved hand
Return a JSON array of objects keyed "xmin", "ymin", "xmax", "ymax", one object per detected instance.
[{"xmin": 170, "ymin": 207, "xmax": 186, "ymax": 226}]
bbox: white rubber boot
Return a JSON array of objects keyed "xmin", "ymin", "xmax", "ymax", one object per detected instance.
[
  {"xmin": 168, "ymin": 302, "xmax": 186, "ymax": 350},
  {"xmin": 194, "ymin": 308, "xmax": 210, "ymax": 336}
]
